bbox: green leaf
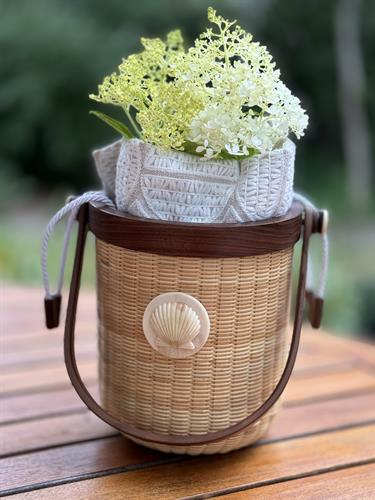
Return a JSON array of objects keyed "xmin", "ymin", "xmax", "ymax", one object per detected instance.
[
  {"xmin": 182, "ymin": 141, "xmax": 202, "ymax": 156},
  {"xmin": 218, "ymin": 147, "xmax": 259, "ymax": 160},
  {"xmin": 89, "ymin": 111, "xmax": 134, "ymax": 138},
  {"xmin": 182, "ymin": 141, "xmax": 259, "ymax": 160}
]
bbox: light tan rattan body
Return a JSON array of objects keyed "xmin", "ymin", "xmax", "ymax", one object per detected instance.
[{"xmin": 96, "ymin": 242, "xmax": 292, "ymax": 455}]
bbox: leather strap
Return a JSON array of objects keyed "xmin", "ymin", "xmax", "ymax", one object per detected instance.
[{"xmin": 64, "ymin": 203, "xmax": 315, "ymax": 446}]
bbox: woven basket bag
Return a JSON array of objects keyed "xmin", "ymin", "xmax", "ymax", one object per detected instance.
[{"xmin": 63, "ymin": 200, "xmax": 325, "ymax": 455}]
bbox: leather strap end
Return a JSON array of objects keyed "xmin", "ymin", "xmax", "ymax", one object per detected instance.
[
  {"xmin": 311, "ymin": 209, "xmax": 329, "ymax": 235},
  {"xmin": 44, "ymin": 294, "xmax": 62, "ymax": 329},
  {"xmin": 306, "ymin": 291, "xmax": 324, "ymax": 329}
]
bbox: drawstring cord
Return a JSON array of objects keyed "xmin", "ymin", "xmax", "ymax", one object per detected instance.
[
  {"xmin": 293, "ymin": 193, "xmax": 329, "ymax": 300},
  {"xmin": 41, "ymin": 191, "xmax": 328, "ymax": 329},
  {"xmin": 41, "ymin": 191, "xmax": 114, "ymax": 327}
]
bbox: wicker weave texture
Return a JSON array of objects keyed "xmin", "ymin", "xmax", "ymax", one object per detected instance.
[{"xmin": 96, "ymin": 241, "xmax": 293, "ymax": 455}]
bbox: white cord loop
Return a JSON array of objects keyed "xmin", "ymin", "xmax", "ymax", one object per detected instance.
[
  {"xmin": 41, "ymin": 191, "xmax": 114, "ymax": 301},
  {"xmin": 293, "ymin": 193, "xmax": 329, "ymax": 300}
]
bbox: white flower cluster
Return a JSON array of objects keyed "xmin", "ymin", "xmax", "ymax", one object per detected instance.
[
  {"xmin": 184, "ymin": 9, "xmax": 309, "ymax": 159},
  {"xmin": 90, "ymin": 8, "xmax": 309, "ymax": 160}
]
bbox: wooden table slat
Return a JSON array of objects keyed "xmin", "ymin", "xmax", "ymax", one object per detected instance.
[
  {"xmin": 1, "ymin": 359, "xmax": 97, "ymax": 396},
  {"xmin": 5, "ymin": 425, "xmax": 374, "ymax": 499},
  {"xmin": 222, "ymin": 463, "xmax": 375, "ymax": 499},
  {"xmin": 0, "ymin": 384, "xmax": 98, "ymax": 424}
]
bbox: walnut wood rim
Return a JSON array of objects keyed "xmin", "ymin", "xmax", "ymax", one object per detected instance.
[{"xmin": 88, "ymin": 201, "xmax": 304, "ymax": 258}]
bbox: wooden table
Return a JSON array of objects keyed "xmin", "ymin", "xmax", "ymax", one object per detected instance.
[{"xmin": 1, "ymin": 286, "xmax": 375, "ymax": 499}]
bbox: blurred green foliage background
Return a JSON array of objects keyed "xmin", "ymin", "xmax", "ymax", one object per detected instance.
[{"xmin": 0, "ymin": 0, "xmax": 374, "ymax": 336}]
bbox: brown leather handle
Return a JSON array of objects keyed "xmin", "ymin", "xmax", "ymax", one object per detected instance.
[{"xmin": 64, "ymin": 203, "xmax": 315, "ymax": 446}]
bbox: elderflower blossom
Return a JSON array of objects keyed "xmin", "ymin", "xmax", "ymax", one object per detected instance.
[
  {"xmin": 90, "ymin": 8, "xmax": 308, "ymax": 159},
  {"xmin": 89, "ymin": 30, "xmax": 202, "ymax": 150}
]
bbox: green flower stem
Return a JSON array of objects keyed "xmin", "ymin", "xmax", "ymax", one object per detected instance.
[
  {"xmin": 124, "ymin": 107, "xmax": 143, "ymax": 139},
  {"xmin": 221, "ymin": 25, "xmax": 230, "ymax": 68}
]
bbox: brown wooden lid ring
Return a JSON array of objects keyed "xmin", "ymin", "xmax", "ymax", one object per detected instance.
[{"xmin": 88, "ymin": 201, "xmax": 304, "ymax": 258}]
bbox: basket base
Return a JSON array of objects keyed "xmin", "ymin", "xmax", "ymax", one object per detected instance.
[{"xmin": 121, "ymin": 405, "xmax": 279, "ymax": 455}]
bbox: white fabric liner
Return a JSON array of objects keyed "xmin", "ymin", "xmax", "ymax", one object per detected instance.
[{"xmin": 94, "ymin": 138, "xmax": 295, "ymax": 223}]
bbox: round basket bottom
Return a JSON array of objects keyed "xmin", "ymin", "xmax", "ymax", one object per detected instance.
[{"xmin": 125, "ymin": 402, "xmax": 280, "ymax": 455}]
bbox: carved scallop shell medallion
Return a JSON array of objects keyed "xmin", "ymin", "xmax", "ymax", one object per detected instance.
[
  {"xmin": 151, "ymin": 302, "xmax": 200, "ymax": 350},
  {"xmin": 143, "ymin": 292, "xmax": 210, "ymax": 359}
]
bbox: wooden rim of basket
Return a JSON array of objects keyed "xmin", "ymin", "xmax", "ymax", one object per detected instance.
[
  {"xmin": 58, "ymin": 202, "xmax": 325, "ymax": 446},
  {"xmin": 88, "ymin": 201, "xmax": 305, "ymax": 257}
]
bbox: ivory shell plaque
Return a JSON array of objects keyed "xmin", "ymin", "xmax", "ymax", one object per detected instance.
[{"xmin": 143, "ymin": 292, "xmax": 210, "ymax": 358}]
